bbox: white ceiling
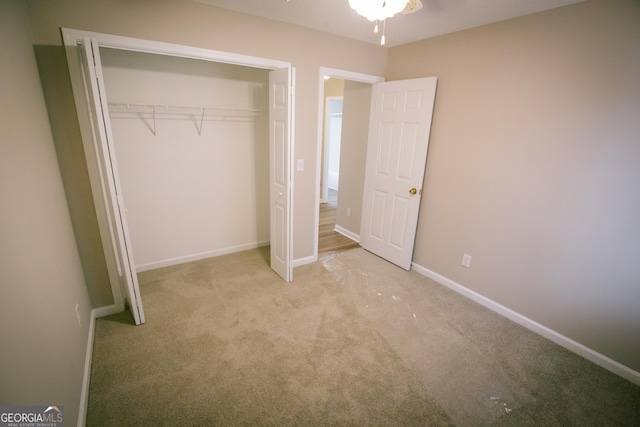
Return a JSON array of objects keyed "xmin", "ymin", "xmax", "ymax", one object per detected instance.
[{"xmin": 193, "ymin": 0, "xmax": 585, "ymax": 47}]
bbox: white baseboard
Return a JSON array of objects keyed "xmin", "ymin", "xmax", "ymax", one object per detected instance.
[
  {"xmin": 92, "ymin": 303, "xmax": 122, "ymax": 319},
  {"xmin": 292, "ymin": 254, "xmax": 317, "ymax": 268},
  {"xmin": 135, "ymin": 241, "xmax": 270, "ymax": 272},
  {"xmin": 334, "ymin": 225, "xmax": 360, "ymax": 242},
  {"xmin": 411, "ymin": 262, "xmax": 640, "ymax": 387},
  {"xmin": 291, "ymin": 226, "xmax": 359, "ymax": 270},
  {"xmin": 78, "ymin": 309, "xmax": 97, "ymax": 427}
]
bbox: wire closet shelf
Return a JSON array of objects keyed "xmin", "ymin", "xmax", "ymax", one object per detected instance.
[{"xmin": 107, "ymin": 102, "xmax": 265, "ymax": 135}]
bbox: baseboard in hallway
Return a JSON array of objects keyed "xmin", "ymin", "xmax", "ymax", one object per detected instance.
[{"xmin": 319, "ymin": 189, "xmax": 359, "ymax": 253}]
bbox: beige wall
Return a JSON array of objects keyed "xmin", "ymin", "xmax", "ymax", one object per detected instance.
[
  {"xmin": 324, "ymin": 78, "xmax": 346, "ymax": 98},
  {"xmin": 34, "ymin": 45, "xmax": 114, "ymax": 307},
  {"xmin": 0, "ymin": 1, "xmax": 92, "ymax": 424},
  {"xmin": 26, "ymin": 0, "xmax": 387, "ymax": 305},
  {"xmin": 336, "ymin": 81, "xmax": 373, "ymax": 235},
  {"xmin": 387, "ymin": 0, "xmax": 640, "ymax": 372}
]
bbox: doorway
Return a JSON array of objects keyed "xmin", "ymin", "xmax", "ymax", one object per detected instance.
[
  {"xmin": 315, "ymin": 69, "xmax": 438, "ymax": 270},
  {"xmin": 318, "ymin": 87, "xmax": 356, "ymax": 253},
  {"xmin": 315, "ymin": 68, "xmax": 383, "ymax": 257}
]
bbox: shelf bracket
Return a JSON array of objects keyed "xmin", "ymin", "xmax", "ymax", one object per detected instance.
[
  {"xmin": 151, "ymin": 106, "xmax": 157, "ymax": 136},
  {"xmin": 196, "ymin": 107, "xmax": 205, "ymax": 136}
]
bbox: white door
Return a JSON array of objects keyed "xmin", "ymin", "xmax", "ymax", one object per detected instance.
[
  {"xmin": 360, "ymin": 77, "xmax": 437, "ymax": 270},
  {"xmin": 80, "ymin": 38, "xmax": 146, "ymax": 324},
  {"xmin": 269, "ymin": 68, "xmax": 293, "ymax": 282}
]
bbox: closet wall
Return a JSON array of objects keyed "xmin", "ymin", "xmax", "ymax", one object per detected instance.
[
  {"xmin": 100, "ymin": 48, "xmax": 270, "ymax": 271},
  {"xmin": 335, "ymin": 81, "xmax": 372, "ymax": 237}
]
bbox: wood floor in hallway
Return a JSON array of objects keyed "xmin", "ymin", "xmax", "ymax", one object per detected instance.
[{"xmin": 318, "ymin": 189, "xmax": 359, "ymax": 253}]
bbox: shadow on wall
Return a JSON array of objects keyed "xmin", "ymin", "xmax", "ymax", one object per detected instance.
[{"xmin": 34, "ymin": 45, "xmax": 113, "ymax": 308}]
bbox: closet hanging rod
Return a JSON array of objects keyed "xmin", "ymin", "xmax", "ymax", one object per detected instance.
[{"xmin": 107, "ymin": 102, "xmax": 264, "ymax": 116}]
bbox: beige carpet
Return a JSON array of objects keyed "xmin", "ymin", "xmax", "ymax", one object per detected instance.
[{"xmin": 87, "ymin": 248, "xmax": 640, "ymax": 426}]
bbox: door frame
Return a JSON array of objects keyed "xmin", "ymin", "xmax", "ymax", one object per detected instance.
[
  {"xmin": 62, "ymin": 28, "xmax": 294, "ymax": 318},
  {"xmin": 314, "ymin": 67, "xmax": 384, "ymax": 260}
]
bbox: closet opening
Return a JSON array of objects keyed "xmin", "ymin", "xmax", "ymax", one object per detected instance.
[
  {"xmin": 100, "ymin": 48, "xmax": 271, "ymax": 273},
  {"xmin": 63, "ymin": 29, "xmax": 293, "ymax": 324}
]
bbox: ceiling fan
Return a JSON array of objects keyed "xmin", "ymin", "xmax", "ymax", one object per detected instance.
[{"xmin": 348, "ymin": 0, "xmax": 423, "ymax": 45}]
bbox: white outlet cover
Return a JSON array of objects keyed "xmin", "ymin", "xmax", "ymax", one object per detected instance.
[{"xmin": 462, "ymin": 254, "xmax": 472, "ymax": 268}]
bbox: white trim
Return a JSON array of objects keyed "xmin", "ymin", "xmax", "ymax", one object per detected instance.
[
  {"xmin": 334, "ymin": 225, "xmax": 360, "ymax": 243},
  {"xmin": 314, "ymin": 67, "xmax": 384, "ymax": 264},
  {"xmin": 411, "ymin": 262, "xmax": 640, "ymax": 387},
  {"xmin": 136, "ymin": 241, "xmax": 271, "ymax": 272},
  {"xmin": 92, "ymin": 303, "xmax": 121, "ymax": 319},
  {"xmin": 292, "ymin": 254, "xmax": 317, "ymax": 268},
  {"xmin": 77, "ymin": 310, "xmax": 97, "ymax": 427},
  {"xmin": 320, "ymin": 67, "xmax": 386, "ymax": 84},
  {"xmin": 62, "ymin": 28, "xmax": 289, "ymax": 70}
]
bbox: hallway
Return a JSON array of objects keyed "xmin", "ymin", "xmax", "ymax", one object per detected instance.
[{"xmin": 318, "ymin": 189, "xmax": 359, "ymax": 253}]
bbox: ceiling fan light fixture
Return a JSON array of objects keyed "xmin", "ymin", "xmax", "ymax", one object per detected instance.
[
  {"xmin": 348, "ymin": 0, "xmax": 409, "ymax": 22},
  {"xmin": 349, "ymin": 0, "xmax": 409, "ymax": 46}
]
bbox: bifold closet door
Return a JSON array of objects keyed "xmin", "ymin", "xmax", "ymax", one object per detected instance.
[
  {"xmin": 79, "ymin": 38, "xmax": 145, "ymax": 324},
  {"xmin": 269, "ymin": 67, "xmax": 293, "ymax": 282}
]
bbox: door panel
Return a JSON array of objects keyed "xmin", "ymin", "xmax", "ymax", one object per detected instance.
[
  {"xmin": 376, "ymin": 123, "xmax": 394, "ymax": 174},
  {"xmin": 360, "ymin": 77, "xmax": 437, "ymax": 270},
  {"xmin": 269, "ymin": 68, "xmax": 293, "ymax": 282},
  {"xmin": 389, "ymin": 195, "xmax": 410, "ymax": 248}
]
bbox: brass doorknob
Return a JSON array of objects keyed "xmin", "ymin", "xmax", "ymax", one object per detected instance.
[{"xmin": 409, "ymin": 188, "xmax": 417, "ymax": 195}]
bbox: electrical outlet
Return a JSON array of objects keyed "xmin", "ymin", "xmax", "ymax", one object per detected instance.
[
  {"xmin": 297, "ymin": 159, "xmax": 304, "ymax": 171},
  {"xmin": 461, "ymin": 254, "xmax": 472, "ymax": 268},
  {"xmin": 75, "ymin": 303, "xmax": 82, "ymax": 326},
  {"xmin": 346, "ymin": 208, "xmax": 352, "ymax": 217}
]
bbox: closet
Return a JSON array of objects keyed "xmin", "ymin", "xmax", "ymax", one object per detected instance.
[
  {"xmin": 63, "ymin": 29, "xmax": 293, "ymax": 325},
  {"xmin": 100, "ymin": 48, "xmax": 270, "ymax": 272}
]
